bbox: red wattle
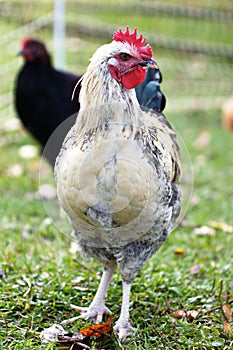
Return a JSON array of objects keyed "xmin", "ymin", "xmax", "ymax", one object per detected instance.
[
  {"xmin": 108, "ymin": 65, "xmax": 121, "ymax": 82},
  {"xmin": 122, "ymin": 67, "xmax": 146, "ymax": 89}
]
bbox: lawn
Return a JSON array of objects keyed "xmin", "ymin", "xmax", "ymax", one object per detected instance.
[{"xmin": 0, "ymin": 1, "xmax": 233, "ymax": 349}]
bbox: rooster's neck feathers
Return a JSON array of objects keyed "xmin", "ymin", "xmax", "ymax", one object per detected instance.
[
  {"xmin": 77, "ymin": 42, "xmax": 142, "ymax": 136},
  {"xmin": 80, "ymin": 42, "xmax": 139, "ymax": 108}
]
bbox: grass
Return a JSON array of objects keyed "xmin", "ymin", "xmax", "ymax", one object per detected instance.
[{"xmin": 0, "ymin": 0, "xmax": 233, "ymax": 349}]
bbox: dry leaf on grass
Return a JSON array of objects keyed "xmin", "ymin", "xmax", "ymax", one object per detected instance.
[
  {"xmin": 35, "ymin": 184, "xmax": 57, "ymax": 200},
  {"xmin": 195, "ymin": 154, "xmax": 206, "ymax": 168},
  {"xmin": 223, "ymin": 321, "xmax": 233, "ymax": 334},
  {"xmin": 187, "ymin": 308, "xmax": 202, "ymax": 321},
  {"xmin": 40, "ymin": 324, "xmax": 75, "ymax": 343},
  {"xmin": 189, "ymin": 264, "xmax": 201, "ymax": 275},
  {"xmin": 6, "ymin": 164, "xmax": 23, "ymax": 177},
  {"xmin": 191, "ymin": 194, "xmax": 200, "ymax": 206},
  {"xmin": 194, "ymin": 130, "xmax": 211, "ymax": 148},
  {"xmin": 209, "ymin": 221, "xmax": 233, "ymax": 233},
  {"xmin": 173, "ymin": 308, "xmax": 201, "ymax": 321},
  {"xmin": 160, "ymin": 307, "xmax": 172, "ymax": 316},
  {"xmin": 40, "ymin": 323, "xmax": 90, "ymax": 349},
  {"xmin": 194, "ymin": 226, "xmax": 216, "ymax": 236},
  {"xmin": 56, "ymin": 336, "xmax": 91, "ymax": 349},
  {"xmin": 69, "ymin": 242, "xmax": 80, "ymax": 255},
  {"xmin": 1, "ymin": 117, "xmax": 21, "ymax": 131},
  {"xmin": 80, "ymin": 314, "xmax": 114, "ymax": 337},
  {"xmin": 173, "ymin": 310, "xmax": 186, "ymax": 319},
  {"xmin": 222, "ymin": 304, "xmax": 232, "ymax": 322},
  {"xmin": 30, "ymin": 161, "xmax": 40, "ymax": 171},
  {"xmin": 19, "ymin": 144, "xmax": 38, "ymax": 159}
]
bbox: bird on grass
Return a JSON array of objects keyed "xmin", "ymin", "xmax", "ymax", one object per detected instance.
[
  {"xmin": 55, "ymin": 26, "xmax": 181, "ymax": 340},
  {"xmin": 14, "ymin": 37, "xmax": 81, "ymax": 166},
  {"xmin": 14, "ymin": 38, "xmax": 166, "ymax": 167}
]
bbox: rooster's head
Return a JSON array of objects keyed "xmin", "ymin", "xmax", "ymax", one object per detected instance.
[{"xmin": 107, "ymin": 26, "xmax": 158, "ymax": 89}]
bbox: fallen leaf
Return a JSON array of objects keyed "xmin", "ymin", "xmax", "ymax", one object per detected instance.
[
  {"xmin": 80, "ymin": 314, "xmax": 114, "ymax": 337},
  {"xmin": 40, "ymin": 323, "xmax": 87, "ymax": 348},
  {"xmin": 173, "ymin": 310, "xmax": 186, "ymax": 319},
  {"xmin": 191, "ymin": 194, "xmax": 200, "ymax": 206},
  {"xmin": 222, "ymin": 304, "xmax": 232, "ymax": 322},
  {"xmin": 72, "ymin": 276, "xmax": 85, "ymax": 285},
  {"xmin": 73, "ymin": 286, "xmax": 89, "ymax": 292},
  {"xmin": 1, "ymin": 117, "xmax": 21, "ymax": 131},
  {"xmin": 209, "ymin": 221, "xmax": 233, "ymax": 233},
  {"xmin": 19, "ymin": 144, "xmax": 38, "ymax": 159},
  {"xmin": 175, "ymin": 247, "xmax": 185, "ymax": 256},
  {"xmin": 195, "ymin": 154, "xmax": 206, "ymax": 168},
  {"xmin": 137, "ymin": 292, "xmax": 149, "ymax": 297},
  {"xmin": 69, "ymin": 242, "xmax": 80, "ymax": 255},
  {"xmin": 194, "ymin": 226, "xmax": 216, "ymax": 236},
  {"xmin": 57, "ymin": 334, "xmax": 91, "ymax": 349},
  {"xmin": 194, "ymin": 130, "xmax": 211, "ymax": 148},
  {"xmin": 187, "ymin": 308, "xmax": 202, "ymax": 321},
  {"xmin": 160, "ymin": 307, "xmax": 172, "ymax": 316},
  {"xmin": 223, "ymin": 321, "xmax": 233, "ymax": 334},
  {"xmin": 173, "ymin": 308, "xmax": 201, "ymax": 321},
  {"xmin": 189, "ymin": 264, "xmax": 201, "ymax": 275},
  {"xmin": 30, "ymin": 161, "xmax": 40, "ymax": 171},
  {"xmin": 35, "ymin": 184, "xmax": 57, "ymax": 200},
  {"xmin": 179, "ymin": 216, "xmax": 187, "ymax": 227},
  {"xmin": 40, "ymin": 324, "xmax": 70, "ymax": 343},
  {"xmin": 41, "ymin": 217, "xmax": 53, "ymax": 226},
  {"xmin": 6, "ymin": 164, "xmax": 23, "ymax": 177}
]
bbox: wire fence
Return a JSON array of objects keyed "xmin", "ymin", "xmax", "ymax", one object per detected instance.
[
  {"xmin": 0, "ymin": 0, "xmax": 232, "ymax": 121},
  {"xmin": 70, "ymin": 1, "xmax": 233, "ymax": 22},
  {"xmin": 0, "ymin": 13, "xmax": 53, "ymax": 46},
  {"xmin": 71, "ymin": 16, "xmax": 233, "ymax": 59}
]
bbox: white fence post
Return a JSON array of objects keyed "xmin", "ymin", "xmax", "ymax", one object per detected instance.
[{"xmin": 53, "ymin": 0, "xmax": 66, "ymax": 69}]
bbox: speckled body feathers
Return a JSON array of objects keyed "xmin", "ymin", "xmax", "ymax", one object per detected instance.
[{"xmin": 55, "ymin": 40, "xmax": 181, "ymax": 283}]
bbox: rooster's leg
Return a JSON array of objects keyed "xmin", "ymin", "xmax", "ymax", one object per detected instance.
[
  {"xmin": 114, "ymin": 281, "xmax": 134, "ymax": 339},
  {"xmin": 74, "ymin": 265, "xmax": 116, "ymax": 323}
]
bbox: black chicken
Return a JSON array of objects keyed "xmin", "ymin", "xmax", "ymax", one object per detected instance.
[
  {"xmin": 14, "ymin": 38, "xmax": 166, "ymax": 166},
  {"xmin": 14, "ymin": 38, "xmax": 81, "ymax": 166}
]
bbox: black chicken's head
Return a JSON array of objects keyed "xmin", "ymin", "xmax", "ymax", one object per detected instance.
[{"xmin": 18, "ymin": 37, "xmax": 51, "ymax": 66}]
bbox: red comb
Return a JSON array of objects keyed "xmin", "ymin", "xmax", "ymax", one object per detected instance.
[
  {"xmin": 113, "ymin": 26, "xmax": 153, "ymax": 58},
  {"xmin": 114, "ymin": 26, "xmax": 146, "ymax": 46},
  {"xmin": 21, "ymin": 37, "xmax": 30, "ymax": 47}
]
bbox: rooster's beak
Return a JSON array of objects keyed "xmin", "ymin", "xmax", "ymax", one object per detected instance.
[
  {"xmin": 139, "ymin": 58, "xmax": 158, "ymax": 69},
  {"xmin": 17, "ymin": 49, "xmax": 24, "ymax": 56}
]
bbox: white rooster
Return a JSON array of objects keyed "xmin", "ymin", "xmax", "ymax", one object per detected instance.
[{"xmin": 55, "ymin": 26, "xmax": 181, "ymax": 340}]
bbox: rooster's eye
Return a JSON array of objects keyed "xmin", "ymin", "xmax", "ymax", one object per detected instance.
[{"xmin": 120, "ymin": 53, "xmax": 131, "ymax": 61}]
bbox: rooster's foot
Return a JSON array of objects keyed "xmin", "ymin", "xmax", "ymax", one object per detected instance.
[
  {"xmin": 72, "ymin": 304, "xmax": 112, "ymax": 323},
  {"xmin": 113, "ymin": 319, "xmax": 135, "ymax": 340}
]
